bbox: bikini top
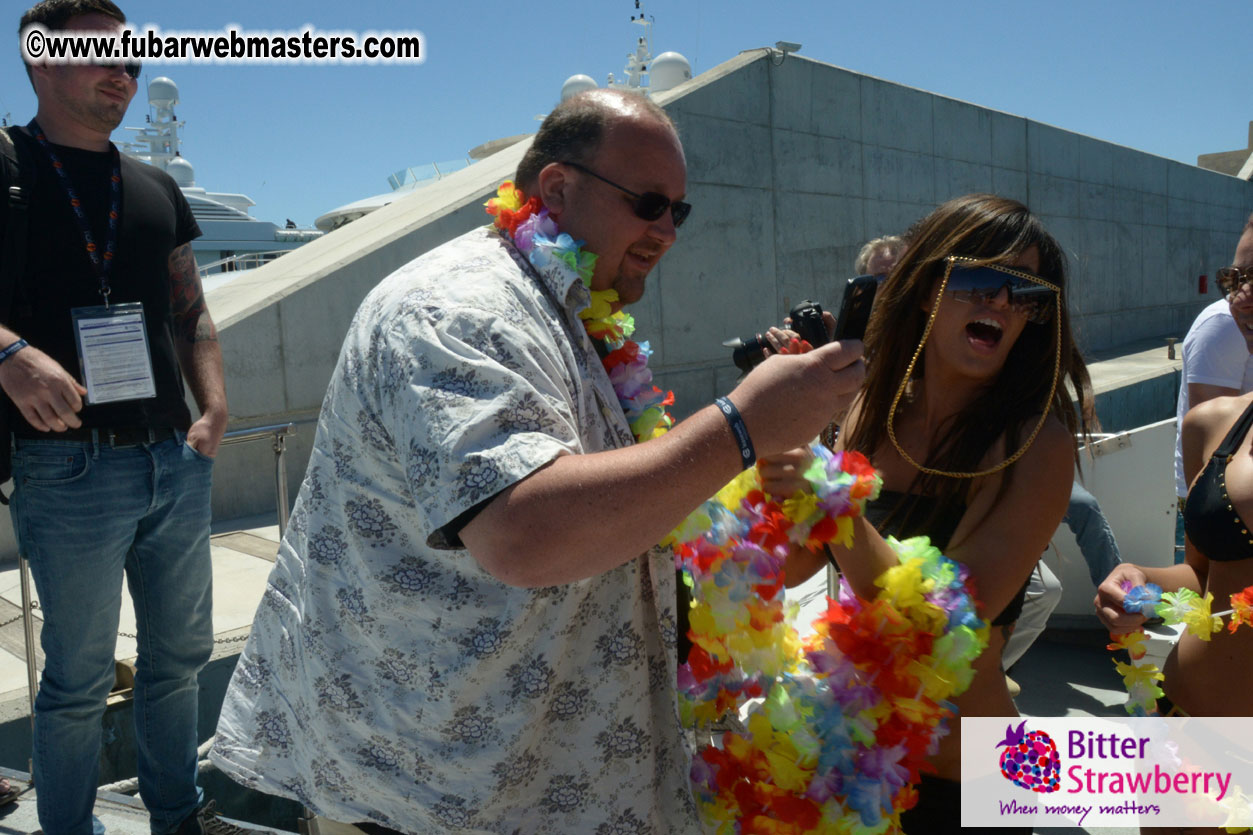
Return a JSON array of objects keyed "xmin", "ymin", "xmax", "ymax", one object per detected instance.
[
  {"xmin": 860, "ymin": 489, "xmax": 1027, "ymax": 627},
  {"xmin": 1184, "ymin": 398, "xmax": 1253, "ymax": 562}
]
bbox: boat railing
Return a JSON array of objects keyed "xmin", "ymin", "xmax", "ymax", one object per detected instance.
[
  {"xmin": 386, "ymin": 157, "xmax": 474, "ymax": 191},
  {"xmin": 197, "ymin": 250, "xmax": 289, "ymax": 278},
  {"xmin": 220, "ymin": 422, "xmax": 298, "ymax": 536}
]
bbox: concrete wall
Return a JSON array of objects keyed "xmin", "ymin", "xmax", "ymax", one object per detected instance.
[
  {"xmin": 3, "ymin": 48, "xmax": 1250, "ymax": 556},
  {"xmin": 644, "ymin": 52, "xmax": 1253, "ymax": 419}
]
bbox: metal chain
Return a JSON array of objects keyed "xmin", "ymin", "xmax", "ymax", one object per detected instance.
[
  {"xmin": 4, "ymin": 599, "xmax": 246, "ymax": 647},
  {"xmin": 0, "ymin": 599, "xmax": 39, "ymax": 630},
  {"xmin": 116, "ymin": 629, "xmax": 250, "ymax": 646}
]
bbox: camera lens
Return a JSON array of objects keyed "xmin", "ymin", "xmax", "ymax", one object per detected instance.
[{"xmin": 729, "ymin": 336, "xmax": 768, "ymax": 373}]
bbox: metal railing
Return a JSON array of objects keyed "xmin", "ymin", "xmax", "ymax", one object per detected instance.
[
  {"xmin": 197, "ymin": 250, "xmax": 288, "ymax": 278},
  {"xmin": 220, "ymin": 421, "xmax": 298, "ymax": 536}
]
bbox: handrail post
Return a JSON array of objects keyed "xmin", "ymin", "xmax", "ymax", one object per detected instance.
[
  {"xmin": 19, "ymin": 553, "xmax": 36, "ymax": 778},
  {"xmin": 219, "ymin": 421, "xmax": 297, "ymax": 536},
  {"xmin": 273, "ymin": 431, "xmax": 290, "ymax": 537}
]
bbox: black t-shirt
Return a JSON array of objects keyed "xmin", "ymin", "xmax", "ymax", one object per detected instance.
[{"xmin": 1, "ymin": 126, "xmax": 201, "ymax": 433}]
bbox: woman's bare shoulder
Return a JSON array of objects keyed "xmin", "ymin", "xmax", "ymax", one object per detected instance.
[{"xmin": 1184, "ymin": 392, "xmax": 1253, "ymax": 444}]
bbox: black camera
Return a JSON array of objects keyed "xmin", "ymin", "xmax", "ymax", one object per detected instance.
[{"xmin": 724, "ymin": 300, "xmax": 828, "ymax": 374}]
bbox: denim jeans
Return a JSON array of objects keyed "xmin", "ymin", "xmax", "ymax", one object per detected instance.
[
  {"xmin": 1064, "ymin": 482, "xmax": 1123, "ymax": 587},
  {"xmin": 11, "ymin": 431, "xmax": 214, "ymax": 835}
]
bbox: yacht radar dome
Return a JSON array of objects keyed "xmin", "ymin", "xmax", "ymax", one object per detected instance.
[
  {"xmin": 648, "ymin": 52, "xmax": 690, "ymax": 93},
  {"xmin": 166, "ymin": 156, "xmax": 195, "ymax": 188},
  {"xmin": 561, "ymin": 74, "xmax": 598, "ymax": 101},
  {"xmin": 147, "ymin": 77, "xmax": 179, "ymax": 110}
]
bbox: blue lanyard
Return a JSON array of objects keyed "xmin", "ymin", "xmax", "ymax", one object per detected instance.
[{"xmin": 28, "ymin": 120, "xmax": 122, "ymax": 305}]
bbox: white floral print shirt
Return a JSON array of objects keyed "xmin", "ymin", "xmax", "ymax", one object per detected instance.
[{"xmin": 211, "ymin": 227, "xmax": 698, "ymax": 834}]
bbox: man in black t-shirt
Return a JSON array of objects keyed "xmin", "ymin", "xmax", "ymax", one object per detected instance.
[{"xmin": 3, "ymin": 3, "xmax": 229, "ymax": 834}]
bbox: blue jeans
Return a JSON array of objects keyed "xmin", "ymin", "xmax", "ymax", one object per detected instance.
[
  {"xmin": 11, "ymin": 431, "xmax": 214, "ymax": 835},
  {"xmin": 1063, "ymin": 482, "xmax": 1122, "ymax": 587}
]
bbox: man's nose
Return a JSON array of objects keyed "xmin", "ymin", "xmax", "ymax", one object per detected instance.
[{"xmin": 647, "ymin": 207, "xmax": 678, "ymax": 245}]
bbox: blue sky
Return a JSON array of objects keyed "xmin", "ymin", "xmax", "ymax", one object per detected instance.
[{"xmin": 2, "ymin": 0, "xmax": 1247, "ymax": 227}]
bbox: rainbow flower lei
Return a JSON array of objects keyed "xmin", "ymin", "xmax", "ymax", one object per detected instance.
[
  {"xmin": 485, "ymin": 182, "xmax": 674, "ymax": 441},
  {"xmin": 666, "ymin": 447, "xmax": 989, "ymax": 832},
  {"xmin": 1110, "ymin": 583, "xmax": 1253, "ymax": 715},
  {"xmin": 485, "ymin": 181, "xmax": 990, "ymax": 832}
]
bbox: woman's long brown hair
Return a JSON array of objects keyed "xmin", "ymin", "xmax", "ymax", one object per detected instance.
[{"xmin": 844, "ymin": 194, "xmax": 1096, "ymax": 537}]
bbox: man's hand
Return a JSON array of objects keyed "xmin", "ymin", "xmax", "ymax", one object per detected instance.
[
  {"xmin": 0, "ymin": 345, "xmax": 87, "ymax": 432},
  {"xmin": 728, "ymin": 339, "xmax": 864, "ymax": 459},
  {"xmin": 1093, "ymin": 562, "xmax": 1150, "ymax": 634},
  {"xmin": 185, "ymin": 407, "xmax": 227, "ymax": 459}
]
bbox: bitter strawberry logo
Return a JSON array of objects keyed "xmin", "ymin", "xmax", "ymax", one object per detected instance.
[{"xmin": 996, "ymin": 720, "xmax": 1061, "ymax": 793}]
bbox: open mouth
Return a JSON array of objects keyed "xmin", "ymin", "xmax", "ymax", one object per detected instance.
[
  {"xmin": 626, "ymin": 249, "xmax": 657, "ymax": 270},
  {"xmin": 965, "ymin": 318, "xmax": 1003, "ymax": 349}
]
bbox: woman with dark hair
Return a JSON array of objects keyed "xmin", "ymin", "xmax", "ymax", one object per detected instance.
[{"xmin": 763, "ymin": 193, "xmax": 1095, "ymax": 832}]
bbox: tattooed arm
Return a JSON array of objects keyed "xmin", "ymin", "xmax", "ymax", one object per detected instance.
[{"xmin": 169, "ymin": 242, "xmax": 227, "ymax": 457}]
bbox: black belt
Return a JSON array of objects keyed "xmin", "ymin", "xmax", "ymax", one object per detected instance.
[{"xmin": 13, "ymin": 426, "xmax": 178, "ymax": 447}]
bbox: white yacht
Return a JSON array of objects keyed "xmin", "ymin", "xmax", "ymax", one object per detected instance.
[{"xmin": 118, "ymin": 76, "xmax": 323, "ymax": 288}]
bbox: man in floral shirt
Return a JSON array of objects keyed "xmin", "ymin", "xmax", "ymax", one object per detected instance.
[{"xmin": 211, "ymin": 90, "xmax": 864, "ymax": 833}]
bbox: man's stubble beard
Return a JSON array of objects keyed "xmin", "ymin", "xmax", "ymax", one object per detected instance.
[{"xmin": 62, "ymin": 88, "xmax": 127, "ymax": 135}]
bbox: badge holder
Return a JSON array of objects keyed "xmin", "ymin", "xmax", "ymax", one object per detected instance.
[{"xmin": 71, "ymin": 302, "xmax": 157, "ymax": 404}]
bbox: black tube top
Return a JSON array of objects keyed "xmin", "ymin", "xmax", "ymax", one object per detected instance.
[
  {"xmin": 857, "ymin": 489, "xmax": 1028, "ymax": 627},
  {"xmin": 1184, "ymin": 398, "xmax": 1253, "ymax": 562}
]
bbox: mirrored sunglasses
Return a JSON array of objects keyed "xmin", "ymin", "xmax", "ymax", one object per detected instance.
[
  {"xmin": 943, "ymin": 256, "xmax": 1059, "ymax": 325},
  {"xmin": 1218, "ymin": 266, "xmax": 1253, "ymax": 296},
  {"xmin": 561, "ymin": 160, "xmax": 691, "ymax": 228}
]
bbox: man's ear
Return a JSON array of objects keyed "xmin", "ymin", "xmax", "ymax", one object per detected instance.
[
  {"xmin": 28, "ymin": 62, "xmax": 51, "ymax": 93},
  {"xmin": 535, "ymin": 162, "xmax": 569, "ymax": 216}
]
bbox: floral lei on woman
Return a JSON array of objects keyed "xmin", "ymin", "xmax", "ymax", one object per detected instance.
[
  {"xmin": 486, "ymin": 181, "xmax": 989, "ymax": 833},
  {"xmin": 1110, "ymin": 583, "xmax": 1253, "ymax": 715}
]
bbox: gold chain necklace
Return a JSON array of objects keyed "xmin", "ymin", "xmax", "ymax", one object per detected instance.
[{"xmin": 885, "ymin": 257, "xmax": 1064, "ymax": 479}]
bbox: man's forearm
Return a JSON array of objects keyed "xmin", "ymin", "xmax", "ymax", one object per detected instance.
[
  {"xmin": 175, "ymin": 312, "xmax": 227, "ymax": 420},
  {"xmin": 461, "ymin": 404, "xmax": 743, "ymax": 587}
]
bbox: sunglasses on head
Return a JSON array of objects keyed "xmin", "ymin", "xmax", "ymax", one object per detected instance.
[
  {"xmin": 942, "ymin": 255, "xmax": 1059, "ymax": 325},
  {"xmin": 1218, "ymin": 266, "xmax": 1253, "ymax": 296},
  {"xmin": 561, "ymin": 160, "xmax": 691, "ymax": 228}
]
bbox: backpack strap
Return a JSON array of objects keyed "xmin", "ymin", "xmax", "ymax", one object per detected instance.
[
  {"xmin": 0, "ymin": 126, "xmax": 33, "ymax": 323},
  {"xmin": 0, "ymin": 126, "xmax": 34, "ymax": 502}
]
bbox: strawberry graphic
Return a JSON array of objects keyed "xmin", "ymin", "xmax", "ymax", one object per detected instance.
[{"xmin": 996, "ymin": 720, "xmax": 1061, "ymax": 793}]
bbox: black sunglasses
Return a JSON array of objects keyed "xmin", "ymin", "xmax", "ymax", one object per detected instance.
[
  {"xmin": 561, "ymin": 160, "xmax": 691, "ymax": 228},
  {"xmin": 943, "ymin": 256, "xmax": 1059, "ymax": 325},
  {"xmin": 93, "ymin": 60, "xmax": 141, "ymax": 79}
]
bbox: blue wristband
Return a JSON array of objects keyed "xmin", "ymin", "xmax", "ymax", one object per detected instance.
[
  {"xmin": 715, "ymin": 396, "xmax": 756, "ymax": 470},
  {"xmin": 0, "ymin": 338, "xmax": 27, "ymax": 364}
]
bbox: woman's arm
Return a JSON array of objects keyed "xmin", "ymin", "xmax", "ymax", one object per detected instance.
[
  {"xmin": 825, "ymin": 417, "xmax": 1074, "ymax": 620},
  {"xmin": 1094, "ymin": 396, "xmax": 1240, "ymax": 631},
  {"xmin": 927, "ymin": 418, "xmax": 1075, "ymax": 621}
]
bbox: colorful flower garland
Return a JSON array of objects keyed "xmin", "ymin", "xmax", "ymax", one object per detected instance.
[
  {"xmin": 486, "ymin": 182, "xmax": 990, "ymax": 832},
  {"xmin": 1110, "ymin": 583, "xmax": 1253, "ymax": 715},
  {"xmin": 667, "ymin": 446, "xmax": 989, "ymax": 832}
]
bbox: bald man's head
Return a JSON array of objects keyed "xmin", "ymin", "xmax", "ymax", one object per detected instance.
[{"xmin": 514, "ymin": 89, "xmax": 677, "ymax": 194}]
